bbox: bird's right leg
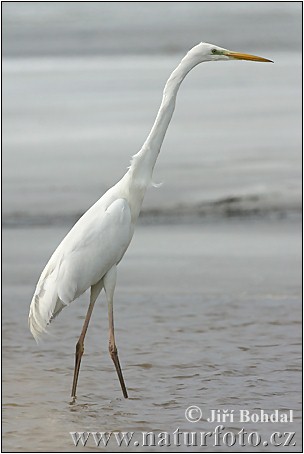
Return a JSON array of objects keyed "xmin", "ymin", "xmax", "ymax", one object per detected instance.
[
  {"xmin": 104, "ymin": 266, "xmax": 128, "ymax": 399},
  {"xmin": 70, "ymin": 279, "xmax": 103, "ymax": 403}
]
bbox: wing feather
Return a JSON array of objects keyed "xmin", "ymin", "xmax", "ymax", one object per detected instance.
[{"xmin": 29, "ymin": 198, "xmax": 132, "ymax": 341}]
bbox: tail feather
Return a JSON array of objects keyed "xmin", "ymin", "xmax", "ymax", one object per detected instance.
[
  {"xmin": 29, "ymin": 294, "xmax": 65, "ymax": 342},
  {"xmin": 29, "ymin": 263, "xmax": 66, "ymax": 342}
]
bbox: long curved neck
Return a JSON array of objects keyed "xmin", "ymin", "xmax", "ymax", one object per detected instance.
[{"xmin": 129, "ymin": 52, "xmax": 199, "ymax": 186}]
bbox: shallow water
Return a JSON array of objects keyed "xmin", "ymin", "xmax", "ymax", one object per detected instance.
[{"xmin": 2, "ymin": 218, "xmax": 302, "ymax": 452}]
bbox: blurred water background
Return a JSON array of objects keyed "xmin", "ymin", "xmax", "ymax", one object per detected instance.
[{"xmin": 2, "ymin": 2, "xmax": 302, "ymax": 452}]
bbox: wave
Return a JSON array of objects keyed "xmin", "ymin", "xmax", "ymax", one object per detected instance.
[{"xmin": 3, "ymin": 193, "xmax": 301, "ymax": 228}]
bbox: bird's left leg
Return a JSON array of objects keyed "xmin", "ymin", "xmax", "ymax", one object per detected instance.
[
  {"xmin": 71, "ymin": 279, "xmax": 103, "ymax": 402},
  {"xmin": 104, "ymin": 266, "xmax": 128, "ymax": 398}
]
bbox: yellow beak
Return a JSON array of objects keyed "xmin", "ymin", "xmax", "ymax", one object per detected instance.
[{"xmin": 224, "ymin": 50, "xmax": 273, "ymax": 63}]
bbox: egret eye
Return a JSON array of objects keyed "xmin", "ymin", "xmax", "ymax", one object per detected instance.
[{"xmin": 211, "ymin": 48, "xmax": 217, "ymax": 54}]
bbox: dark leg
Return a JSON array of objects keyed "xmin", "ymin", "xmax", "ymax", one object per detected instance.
[
  {"xmin": 108, "ymin": 304, "xmax": 128, "ymax": 398},
  {"xmin": 104, "ymin": 267, "xmax": 128, "ymax": 398},
  {"xmin": 70, "ymin": 280, "xmax": 103, "ymax": 402}
]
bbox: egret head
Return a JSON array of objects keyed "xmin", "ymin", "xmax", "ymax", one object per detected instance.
[{"xmin": 189, "ymin": 42, "xmax": 273, "ymax": 64}]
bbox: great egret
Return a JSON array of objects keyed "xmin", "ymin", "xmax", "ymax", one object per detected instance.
[{"xmin": 29, "ymin": 42, "xmax": 272, "ymax": 400}]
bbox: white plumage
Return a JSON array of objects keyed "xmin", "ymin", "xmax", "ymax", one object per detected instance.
[
  {"xmin": 29, "ymin": 175, "xmax": 139, "ymax": 340},
  {"xmin": 28, "ymin": 43, "xmax": 272, "ymax": 400}
]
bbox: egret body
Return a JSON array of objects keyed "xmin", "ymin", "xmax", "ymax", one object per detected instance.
[{"xmin": 29, "ymin": 43, "xmax": 272, "ymax": 400}]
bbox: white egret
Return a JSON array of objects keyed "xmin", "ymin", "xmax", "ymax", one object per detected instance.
[{"xmin": 29, "ymin": 42, "xmax": 272, "ymax": 400}]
